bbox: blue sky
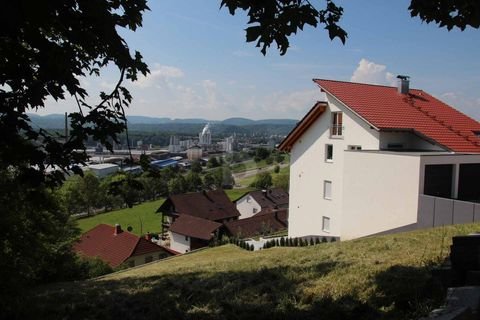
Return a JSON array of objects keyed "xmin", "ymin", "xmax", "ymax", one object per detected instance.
[{"xmin": 42, "ymin": 0, "xmax": 480, "ymax": 120}]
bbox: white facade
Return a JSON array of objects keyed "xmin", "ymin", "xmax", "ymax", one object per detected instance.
[
  {"xmin": 186, "ymin": 146, "xmax": 203, "ymax": 161},
  {"xmin": 236, "ymin": 195, "xmax": 262, "ymax": 219},
  {"xmin": 85, "ymin": 163, "xmax": 119, "ymax": 178},
  {"xmin": 288, "ymin": 94, "xmax": 379, "ymax": 238},
  {"xmin": 169, "ymin": 231, "xmax": 191, "ymax": 253},
  {"xmin": 287, "ymin": 93, "xmax": 480, "ymax": 240}
]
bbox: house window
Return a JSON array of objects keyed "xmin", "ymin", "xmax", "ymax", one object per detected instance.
[
  {"xmin": 253, "ymin": 208, "xmax": 258, "ymax": 213},
  {"xmin": 145, "ymin": 256, "xmax": 153, "ymax": 263},
  {"xmin": 324, "ymin": 180, "xmax": 332, "ymax": 200},
  {"xmin": 322, "ymin": 216, "xmax": 330, "ymax": 232},
  {"xmin": 325, "ymin": 144, "xmax": 333, "ymax": 162},
  {"xmin": 185, "ymin": 236, "xmax": 189, "ymax": 241},
  {"xmin": 348, "ymin": 145, "xmax": 362, "ymax": 150},
  {"xmin": 331, "ymin": 112, "xmax": 343, "ymax": 137}
]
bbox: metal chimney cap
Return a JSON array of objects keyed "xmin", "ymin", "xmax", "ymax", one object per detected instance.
[{"xmin": 397, "ymin": 75, "xmax": 410, "ymax": 80}]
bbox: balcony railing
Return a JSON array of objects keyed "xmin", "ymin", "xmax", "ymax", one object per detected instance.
[{"xmin": 330, "ymin": 125, "xmax": 344, "ymax": 137}]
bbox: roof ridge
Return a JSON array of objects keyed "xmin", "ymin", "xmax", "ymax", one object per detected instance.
[{"xmin": 313, "ymin": 78, "xmax": 398, "ymax": 90}]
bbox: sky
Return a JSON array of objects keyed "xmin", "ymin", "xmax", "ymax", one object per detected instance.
[{"xmin": 42, "ymin": 0, "xmax": 480, "ymax": 121}]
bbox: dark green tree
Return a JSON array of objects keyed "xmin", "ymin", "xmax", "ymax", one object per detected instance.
[
  {"xmin": 190, "ymin": 160, "xmax": 203, "ymax": 173},
  {"xmin": 250, "ymin": 172, "xmax": 273, "ymax": 189},
  {"xmin": 185, "ymin": 171, "xmax": 203, "ymax": 192}
]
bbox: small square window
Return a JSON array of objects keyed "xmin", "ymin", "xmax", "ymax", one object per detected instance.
[
  {"xmin": 322, "ymin": 216, "xmax": 330, "ymax": 232},
  {"xmin": 185, "ymin": 236, "xmax": 189, "ymax": 241},
  {"xmin": 324, "ymin": 180, "xmax": 332, "ymax": 200},
  {"xmin": 253, "ymin": 208, "xmax": 258, "ymax": 213},
  {"xmin": 325, "ymin": 144, "xmax": 333, "ymax": 162}
]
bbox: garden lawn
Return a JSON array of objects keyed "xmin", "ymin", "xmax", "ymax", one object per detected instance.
[{"xmin": 76, "ymin": 198, "xmax": 164, "ymax": 236}]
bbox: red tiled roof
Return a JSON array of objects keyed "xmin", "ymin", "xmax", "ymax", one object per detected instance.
[
  {"xmin": 158, "ymin": 189, "xmax": 240, "ymax": 221},
  {"xmin": 314, "ymin": 79, "xmax": 480, "ymax": 153},
  {"xmin": 224, "ymin": 209, "xmax": 288, "ymax": 239},
  {"xmin": 73, "ymin": 224, "xmax": 174, "ymax": 267},
  {"xmin": 169, "ymin": 214, "xmax": 222, "ymax": 240},
  {"xmin": 242, "ymin": 188, "xmax": 289, "ymax": 209}
]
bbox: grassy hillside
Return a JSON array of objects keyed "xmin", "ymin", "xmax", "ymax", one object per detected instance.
[
  {"xmin": 76, "ymin": 199, "xmax": 165, "ymax": 236},
  {"xmin": 27, "ymin": 223, "xmax": 480, "ymax": 319}
]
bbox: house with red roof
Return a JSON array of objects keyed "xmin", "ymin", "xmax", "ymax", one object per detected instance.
[
  {"xmin": 74, "ymin": 224, "xmax": 178, "ymax": 268},
  {"xmin": 279, "ymin": 77, "xmax": 480, "ymax": 240},
  {"xmin": 157, "ymin": 189, "xmax": 240, "ymax": 253}
]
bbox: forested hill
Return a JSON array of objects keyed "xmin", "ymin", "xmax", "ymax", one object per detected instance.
[{"xmin": 28, "ymin": 114, "xmax": 297, "ymax": 136}]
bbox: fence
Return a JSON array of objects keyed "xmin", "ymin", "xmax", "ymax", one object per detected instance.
[{"xmin": 418, "ymin": 194, "xmax": 480, "ymax": 228}]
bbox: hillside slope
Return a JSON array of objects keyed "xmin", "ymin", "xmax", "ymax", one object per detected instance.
[{"xmin": 28, "ymin": 223, "xmax": 480, "ymax": 319}]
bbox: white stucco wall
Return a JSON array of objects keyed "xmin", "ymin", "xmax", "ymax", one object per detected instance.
[
  {"xmin": 236, "ymin": 196, "xmax": 261, "ymax": 219},
  {"xmin": 342, "ymin": 151, "xmax": 421, "ymax": 240},
  {"xmin": 125, "ymin": 251, "xmax": 170, "ymax": 267},
  {"xmin": 288, "ymin": 94, "xmax": 380, "ymax": 238},
  {"xmin": 169, "ymin": 231, "xmax": 191, "ymax": 253}
]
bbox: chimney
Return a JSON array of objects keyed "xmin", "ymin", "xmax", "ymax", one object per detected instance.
[
  {"xmin": 397, "ymin": 75, "xmax": 410, "ymax": 94},
  {"xmin": 145, "ymin": 232, "xmax": 152, "ymax": 241},
  {"xmin": 114, "ymin": 224, "xmax": 122, "ymax": 235}
]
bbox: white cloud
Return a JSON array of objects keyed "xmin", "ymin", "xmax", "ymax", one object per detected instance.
[
  {"xmin": 133, "ymin": 64, "xmax": 184, "ymax": 88},
  {"xmin": 439, "ymin": 92, "xmax": 480, "ymax": 121},
  {"xmin": 350, "ymin": 58, "xmax": 396, "ymax": 86}
]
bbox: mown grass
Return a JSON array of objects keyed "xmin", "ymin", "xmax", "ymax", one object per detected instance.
[
  {"xmin": 76, "ymin": 198, "xmax": 165, "ymax": 236},
  {"xmin": 76, "ymin": 190, "xmax": 251, "ymax": 236},
  {"xmin": 26, "ymin": 223, "xmax": 480, "ymax": 319},
  {"xmin": 224, "ymin": 187, "xmax": 255, "ymax": 201}
]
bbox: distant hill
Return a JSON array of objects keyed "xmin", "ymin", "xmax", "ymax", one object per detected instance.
[{"xmin": 27, "ymin": 114, "xmax": 298, "ymax": 134}]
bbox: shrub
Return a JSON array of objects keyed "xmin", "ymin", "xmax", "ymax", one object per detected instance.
[{"xmin": 310, "ymin": 238, "xmax": 315, "ymax": 246}]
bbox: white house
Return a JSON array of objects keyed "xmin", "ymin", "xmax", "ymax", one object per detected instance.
[
  {"xmin": 235, "ymin": 188, "xmax": 289, "ymax": 219},
  {"xmin": 279, "ymin": 77, "xmax": 480, "ymax": 240}
]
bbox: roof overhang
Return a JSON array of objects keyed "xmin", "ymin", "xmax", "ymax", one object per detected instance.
[
  {"xmin": 313, "ymin": 79, "xmax": 380, "ymax": 131},
  {"xmin": 278, "ymin": 101, "xmax": 327, "ymax": 152}
]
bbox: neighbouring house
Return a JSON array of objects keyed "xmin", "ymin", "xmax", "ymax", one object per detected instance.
[
  {"xmin": 168, "ymin": 214, "xmax": 223, "ymax": 253},
  {"xmin": 224, "ymin": 208, "xmax": 288, "ymax": 239},
  {"xmin": 74, "ymin": 224, "xmax": 178, "ymax": 268},
  {"xmin": 234, "ymin": 188, "xmax": 289, "ymax": 219},
  {"xmin": 157, "ymin": 189, "xmax": 240, "ymax": 253},
  {"xmin": 279, "ymin": 77, "xmax": 480, "ymax": 240}
]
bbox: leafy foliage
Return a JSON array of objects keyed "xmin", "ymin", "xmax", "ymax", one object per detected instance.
[
  {"xmin": 221, "ymin": 0, "xmax": 347, "ymax": 55},
  {"xmin": 409, "ymin": 0, "xmax": 480, "ymax": 30}
]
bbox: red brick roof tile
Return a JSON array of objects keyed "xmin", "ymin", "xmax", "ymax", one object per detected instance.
[
  {"xmin": 314, "ymin": 79, "xmax": 480, "ymax": 153},
  {"xmin": 224, "ymin": 209, "xmax": 288, "ymax": 239},
  {"xmin": 169, "ymin": 214, "xmax": 222, "ymax": 240},
  {"xmin": 158, "ymin": 189, "xmax": 240, "ymax": 221},
  {"xmin": 73, "ymin": 224, "xmax": 174, "ymax": 267}
]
